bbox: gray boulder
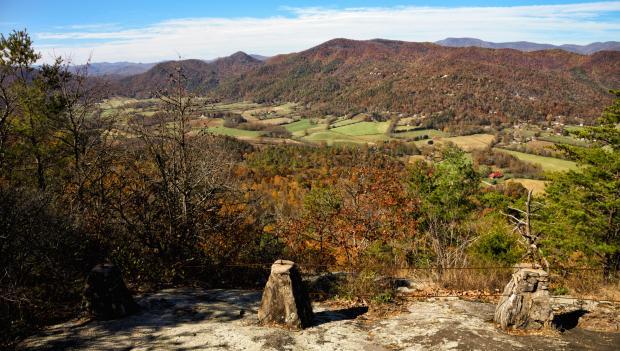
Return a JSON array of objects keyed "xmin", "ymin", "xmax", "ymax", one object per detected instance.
[
  {"xmin": 494, "ymin": 266, "xmax": 553, "ymax": 330},
  {"xmin": 258, "ymin": 260, "xmax": 314, "ymax": 329},
  {"xmin": 83, "ymin": 264, "xmax": 139, "ymax": 320}
]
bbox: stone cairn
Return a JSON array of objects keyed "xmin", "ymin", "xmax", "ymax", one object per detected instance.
[
  {"xmin": 83, "ymin": 263, "xmax": 140, "ymax": 320},
  {"xmin": 494, "ymin": 265, "xmax": 553, "ymax": 330},
  {"xmin": 258, "ymin": 260, "xmax": 314, "ymax": 329}
]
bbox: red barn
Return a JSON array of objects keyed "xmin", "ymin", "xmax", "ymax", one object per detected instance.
[{"xmin": 489, "ymin": 171, "xmax": 504, "ymax": 179}]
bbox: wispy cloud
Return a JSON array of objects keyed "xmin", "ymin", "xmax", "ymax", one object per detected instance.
[
  {"xmin": 52, "ymin": 23, "xmax": 121, "ymax": 30},
  {"xmin": 34, "ymin": 1, "xmax": 620, "ymax": 63}
]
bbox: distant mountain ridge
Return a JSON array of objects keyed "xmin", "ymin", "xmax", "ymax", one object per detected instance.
[
  {"xmin": 74, "ymin": 62, "xmax": 157, "ymax": 77},
  {"xmin": 435, "ymin": 38, "xmax": 620, "ymax": 54},
  {"xmin": 108, "ymin": 38, "xmax": 620, "ymax": 123},
  {"xmin": 114, "ymin": 51, "xmax": 263, "ymax": 97},
  {"xmin": 84, "ymin": 53, "xmax": 268, "ymax": 77},
  {"xmin": 212, "ymin": 38, "xmax": 618, "ymax": 122},
  {"xmin": 85, "ymin": 39, "xmax": 615, "ymax": 77}
]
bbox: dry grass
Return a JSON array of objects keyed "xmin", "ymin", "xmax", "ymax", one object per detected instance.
[
  {"xmin": 435, "ymin": 268, "xmax": 513, "ymax": 292},
  {"xmin": 552, "ymin": 270, "xmax": 620, "ymax": 301},
  {"xmin": 441, "ymin": 134, "xmax": 496, "ymax": 151},
  {"xmin": 507, "ymin": 178, "xmax": 548, "ymax": 195},
  {"xmin": 256, "ymin": 117, "xmax": 294, "ymax": 125}
]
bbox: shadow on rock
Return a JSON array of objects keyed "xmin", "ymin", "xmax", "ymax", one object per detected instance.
[
  {"xmin": 553, "ymin": 309, "xmax": 588, "ymax": 331},
  {"xmin": 18, "ymin": 289, "xmax": 262, "ymax": 351},
  {"xmin": 313, "ymin": 306, "xmax": 369, "ymax": 326}
]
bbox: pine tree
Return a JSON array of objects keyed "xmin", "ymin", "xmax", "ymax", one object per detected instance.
[{"xmin": 543, "ymin": 91, "xmax": 620, "ymax": 275}]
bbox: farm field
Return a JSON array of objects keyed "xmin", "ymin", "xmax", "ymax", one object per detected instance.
[
  {"xmin": 330, "ymin": 121, "xmax": 390, "ymax": 136},
  {"xmin": 283, "ymin": 119, "xmax": 314, "ymax": 136},
  {"xmin": 206, "ymin": 126, "xmax": 264, "ymax": 138},
  {"xmin": 392, "ymin": 128, "xmax": 449, "ymax": 139},
  {"xmin": 506, "ymin": 178, "xmax": 548, "ymax": 195},
  {"xmin": 441, "ymin": 134, "xmax": 496, "ymax": 151},
  {"xmin": 495, "ymin": 148, "xmax": 578, "ymax": 172}
]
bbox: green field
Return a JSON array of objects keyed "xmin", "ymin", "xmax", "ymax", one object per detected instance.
[
  {"xmin": 331, "ymin": 119, "xmax": 361, "ymax": 128},
  {"xmin": 207, "ymin": 126, "xmax": 264, "ymax": 138},
  {"xmin": 538, "ymin": 134, "xmax": 588, "ymax": 147},
  {"xmin": 495, "ymin": 148, "xmax": 577, "ymax": 172},
  {"xmin": 302, "ymin": 130, "xmax": 390, "ymax": 145},
  {"xmin": 284, "ymin": 119, "xmax": 313, "ymax": 134},
  {"xmin": 302, "ymin": 131, "xmax": 361, "ymax": 145},
  {"xmin": 330, "ymin": 121, "xmax": 390, "ymax": 136},
  {"xmin": 392, "ymin": 129, "xmax": 448, "ymax": 139}
]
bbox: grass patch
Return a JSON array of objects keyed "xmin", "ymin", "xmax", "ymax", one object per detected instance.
[
  {"xmin": 284, "ymin": 119, "xmax": 313, "ymax": 135},
  {"xmin": 207, "ymin": 126, "xmax": 264, "ymax": 138},
  {"xmin": 442, "ymin": 134, "xmax": 495, "ymax": 151},
  {"xmin": 506, "ymin": 178, "xmax": 548, "ymax": 195},
  {"xmin": 332, "ymin": 119, "xmax": 360, "ymax": 128},
  {"xmin": 302, "ymin": 131, "xmax": 364, "ymax": 145},
  {"xmin": 258, "ymin": 117, "xmax": 294, "ymax": 125},
  {"xmin": 392, "ymin": 129, "xmax": 448, "ymax": 139},
  {"xmin": 330, "ymin": 121, "xmax": 390, "ymax": 136},
  {"xmin": 495, "ymin": 148, "xmax": 577, "ymax": 172},
  {"xmin": 302, "ymin": 129, "xmax": 391, "ymax": 145},
  {"xmin": 538, "ymin": 134, "xmax": 588, "ymax": 147}
]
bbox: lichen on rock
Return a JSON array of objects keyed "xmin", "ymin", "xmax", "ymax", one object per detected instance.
[
  {"xmin": 494, "ymin": 266, "xmax": 553, "ymax": 330},
  {"xmin": 258, "ymin": 260, "xmax": 314, "ymax": 329}
]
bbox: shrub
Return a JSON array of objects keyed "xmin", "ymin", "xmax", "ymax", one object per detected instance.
[
  {"xmin": 471, "ymin": 231, "xmax": 523, "ymax": 266},
  {"xmin": 0, "ymin": 188, "xmax": 102, "ymax": 347},
  {"xmin": 222, "ymin": 114, "xmax": 247, "ymax": 127},
  {"xmin": 263, "ymin": 125, "xmax": 293, "ymax": 138}
]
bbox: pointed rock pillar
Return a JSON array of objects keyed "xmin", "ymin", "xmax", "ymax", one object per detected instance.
[{"xmin": 258, "ymin": 260, "xmax": 314, "ymax": 329}]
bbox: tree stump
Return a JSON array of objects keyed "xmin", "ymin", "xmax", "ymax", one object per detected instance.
[
  {"xmin": 494, "ymin": 266, "xmax": 553, "ymax": 330},
  {"xmin": 83, "ymin": 264, "xmax": 139, "ymax": 320},
  {"xmin": 258, "ymin": 260, "xmax": 314, "ymax": 329}
]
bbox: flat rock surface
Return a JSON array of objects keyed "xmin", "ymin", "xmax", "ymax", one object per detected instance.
[{"xmin": 19, "ymin": 288, "xmax": 620, "ymax": 350}]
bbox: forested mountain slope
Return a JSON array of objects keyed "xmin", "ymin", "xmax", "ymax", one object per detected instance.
[
  {"xmin": 112, "ymin": 39, "xmax": 620, "ymax": 123},
  {"xmin": 115, "ymin": 51, "xmax": 263, "ymax": 97}
]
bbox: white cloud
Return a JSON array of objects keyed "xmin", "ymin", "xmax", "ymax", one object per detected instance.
[{"xmin": 34, "ymin": 1, "xmax": 620, "ymax": 63}]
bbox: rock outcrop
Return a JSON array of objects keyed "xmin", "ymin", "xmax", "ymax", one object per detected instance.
[
  {"xmin": 494, "ymin": 266, "xmax": 553, "ymax": 330},
  {"xmin": 258, "ymin": 260, "xmax": 314, "ymax": 329},
  {"xmin": 83, "ymin": 263, "xmax": 139, "ymax": 320}
]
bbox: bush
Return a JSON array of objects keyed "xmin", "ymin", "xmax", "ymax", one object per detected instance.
[
  {"xmin": 471, "ymin": 231, "xmax": 523, "ymax": 266},
  {"xmin": 236, "ymin": 122, "xmax": 266, "ymax": 131},
  {"xmin": 335, "ymin": 241, "xmax": 398, "ymax": 302},
  {"xmin": 222, "ymin": 114, "xmax": 247, "ymax": 127},
  {"xmin": 0, "ymin": 188, "xmax": 102, "ymax": 347},
  {"xmin": 263, "ymin": 125, "xmax": 292, "ymax": 138}
]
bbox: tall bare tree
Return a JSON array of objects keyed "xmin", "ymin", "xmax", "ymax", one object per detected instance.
[{"xmin": 502, "ymin": 189, "xmax": 549, "ymax": 271}]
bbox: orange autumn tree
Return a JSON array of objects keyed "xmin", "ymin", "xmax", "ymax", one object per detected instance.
[{"xmin": 279, "ymin": 165, "xmax": 416, "ymax": 268}]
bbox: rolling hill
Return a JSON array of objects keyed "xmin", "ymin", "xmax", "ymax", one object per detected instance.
[
  {"xmin": 214, "ymin": 38, "xmax": 619, "ymax": 123},
  {"xmin": 115, "ymin": 51, "xmax": 263, "ymax": 98},
  {"xmin": 110, "ymin": 39, "xmax": 620, "ymax": 123}
]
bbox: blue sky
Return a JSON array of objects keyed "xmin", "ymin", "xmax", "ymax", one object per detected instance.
[{"xmin": 1, "ymin": 1, "xmax": 619, "ymax": 63}]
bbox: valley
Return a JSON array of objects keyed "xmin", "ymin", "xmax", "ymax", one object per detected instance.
[{"xmin": 104, "ymin": 95, "xmax": 585, "ymax": 194}]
